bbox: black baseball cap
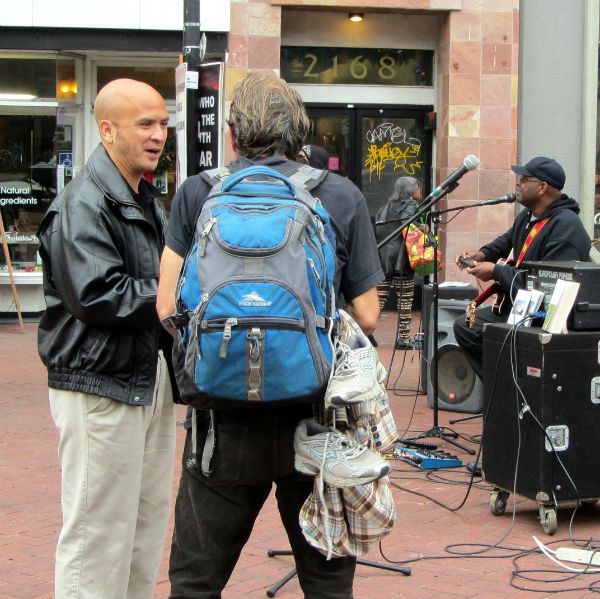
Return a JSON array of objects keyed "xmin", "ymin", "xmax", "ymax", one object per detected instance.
[{"xmin": 511, "ymin": 156, "xmax": 565, "ymax": 190}]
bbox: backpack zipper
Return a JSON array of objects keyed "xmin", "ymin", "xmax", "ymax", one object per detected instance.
[
  {"xmin": 194, "ymin": 278, "xmax": 326, "ymax": 381},
  {"xmin": 218, "ymin": 317, "xmax": 238, "ymax": 357},
  {"xmin": 207, "ymin": 206, "xmax": 294, "ymax": 258},
  {"xmin": 209, "ymin": 316, "xmax": 305, "ymax": 358},
  {"xmin": 199, "ymin": 218, "xmax": 217, "ymax": 257}
]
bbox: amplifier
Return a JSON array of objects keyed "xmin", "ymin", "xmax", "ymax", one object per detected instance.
[
  {"xmin": 420, "ymin": 283, "xmax": 477, "ymax": 394},
  {"xmin": 482, "ymin": 323, "xmax": 600, "ymax": 504},
  {"xmin": 524, "ymin": 260, "xmax": 600, "ymax": 330}
]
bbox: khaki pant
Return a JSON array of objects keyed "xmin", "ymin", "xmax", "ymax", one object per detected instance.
[{"xmin": 49, "ymin": 352, "xmax": 176, "ymax": 599}]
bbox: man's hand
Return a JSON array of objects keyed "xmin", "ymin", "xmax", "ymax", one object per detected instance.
[
  {"xmin": 157, "ymin": 246, "xmax": 184, "ymax": 338},
  {"xmin": 455, "ymin": 249, "xmax": 485, "ymax": 270},
  {"xmin": 466, "ymin": 261, "xmax": 496, "ymax": 282}
]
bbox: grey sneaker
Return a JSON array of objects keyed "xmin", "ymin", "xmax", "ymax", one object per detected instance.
[
  {"xmin": 325, "ymin": 331, "xmax": 386, "ymax": 407},
  {"xmin": 294, "ymin": 418, "xmax": 390, "ymax": 487}
]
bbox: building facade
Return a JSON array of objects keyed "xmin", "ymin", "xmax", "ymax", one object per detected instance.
[{"xmin": 0, "ymin": 0, "xmax": 597, "ymax": 315}]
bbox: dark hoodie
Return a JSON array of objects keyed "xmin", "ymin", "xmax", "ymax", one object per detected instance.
[{"xmin": 479, "ymin": 194, "xmax": 591, "ymax": 310}]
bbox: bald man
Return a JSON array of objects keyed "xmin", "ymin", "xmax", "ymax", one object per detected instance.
[{"xmin": 37, "ymin": 79, "xmax": 176, "ymax": 598}]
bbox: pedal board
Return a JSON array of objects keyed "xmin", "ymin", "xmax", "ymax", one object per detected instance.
[{"xmin": 387, "ymin": 442, "xmax": 463, "ymax": 470}]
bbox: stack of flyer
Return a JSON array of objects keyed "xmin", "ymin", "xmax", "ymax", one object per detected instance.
[
  {"xmin": 506, "ymin": 288, "xmax": 545, "ymax": 327},
  {"xmin": 541, "ymin": 279, "xmax": 581, "ymax": 334}
]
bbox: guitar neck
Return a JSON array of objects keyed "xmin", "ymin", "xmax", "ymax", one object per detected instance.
[{"xmin": 472, "ymin": 282, "xmax": 502, "ymax": 309}]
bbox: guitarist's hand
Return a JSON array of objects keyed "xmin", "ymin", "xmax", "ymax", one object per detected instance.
[
  {"xmin": 466, "ymin": 261, "xmax": 496, "ymax": 282},
  {"xmin": 455, "ymin": 250, "xmax": 485, "ymax": 270}
]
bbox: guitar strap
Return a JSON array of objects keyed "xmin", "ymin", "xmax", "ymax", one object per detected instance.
[
  {"xmin": 515, "ymin": 217, "xmax": 550, "ymax": 267},
  {"xmin": 466, "ymin": 216, "xmax": 550, "ymax": 328}
]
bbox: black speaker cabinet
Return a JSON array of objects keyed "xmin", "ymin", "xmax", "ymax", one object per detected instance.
[
  {"xmin": 482, "ymin": 324, "xmax": 600, "ymax": 503},
  {"xmin": 424, "ymin": 297, "xmax": 483, "ymax": 413},
  {"xmin": 420, "ymin": 283, "xmax": 477, "ymax": 393}
]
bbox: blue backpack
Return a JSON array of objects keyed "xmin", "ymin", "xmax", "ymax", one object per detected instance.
[{"xmin": 173, "ymin": 165, "xmax": 338, "ymax": 408}]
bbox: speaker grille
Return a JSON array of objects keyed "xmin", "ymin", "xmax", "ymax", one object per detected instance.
[
  {"xmin": 425, "ymin": 297, "xmax": 483, "ymax": 413},
  {"xmin": 430, "ymin": 344, "xmax": 476, "ymax": 404}
]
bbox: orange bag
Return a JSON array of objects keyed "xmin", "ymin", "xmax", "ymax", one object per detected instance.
[{"xmin": 402, "ymin": 224, "xmax": 442, "ymax": 275}]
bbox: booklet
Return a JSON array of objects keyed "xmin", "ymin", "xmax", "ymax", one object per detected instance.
[
  {"xmin": 542, "ymin": 279, "xmax": 580, "ymax": 334},
  {"xmin": 506, "ymin": 288, "xmax": 545, "ymax": 326}
]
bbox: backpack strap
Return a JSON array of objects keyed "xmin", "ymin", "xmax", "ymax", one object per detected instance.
[
  {"xmin": 282, "ymin": 163, "xmax": 328, "ymax": 192},
  {"xmin": 198, "ymin": 166, "xmax": 231, "ymax": 188},
  {"xmin": 199, "ymin": 163, "xmax": 328, "ymax": 193},
  {"xmin": 188, "ymin": 407, "xmax": 216, "ymax": 477}
]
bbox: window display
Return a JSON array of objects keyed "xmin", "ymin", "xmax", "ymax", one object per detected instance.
[
  {"xmin": 0, "ymin": 54, "xmax": 78, "ymax": 284},
  {"xmin": 0, "ymin": 114, "xmax": 65, "ymax": 272}
]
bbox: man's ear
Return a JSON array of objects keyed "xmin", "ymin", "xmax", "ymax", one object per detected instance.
[
  {"xmin": 227, "ymin": 123, "xmax": 237, "ymax": 155},
  {"xmin": 99, "ymin": 119, "xmax": 115, "ymax": 145}
]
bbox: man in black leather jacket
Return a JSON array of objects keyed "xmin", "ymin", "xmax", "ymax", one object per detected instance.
[
  {"xmin": 454, "ymin": 156, "xmax": 591, "ymax": 381},
  {"xmin": 37, "ymin": 79, "xmax": 176, "ymax": 598}
]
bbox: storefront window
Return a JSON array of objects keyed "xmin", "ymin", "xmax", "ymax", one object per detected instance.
[
  {"xmin": 0, "ymin": 54, "xmax": 79, "ymax": 276},
  {"xmin": 97, "ymin": 65, "xmax": 176, "ymax": 100},
  {"xmin": 0, "ymin": 55, "xmax": 78, "ymax": 102},
  {"xmin": 0, "ymin": 57, "xmax": 56, "ymax": 100},
  {"xmin": 0, "ymin": 112, "xmax": 62, "ymax": 270},
  {"xmin": 152, "ymin": 128, "xmax": 176, "ymax": 214}
]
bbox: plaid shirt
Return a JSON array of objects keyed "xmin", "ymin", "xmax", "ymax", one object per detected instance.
[
  {"xmin": 300, "ymin": 311, "xmax": 397, "ymax": 558},
  {"xmin": 300, "ymin": 474, "xmax": 395, "ymax": 558}
]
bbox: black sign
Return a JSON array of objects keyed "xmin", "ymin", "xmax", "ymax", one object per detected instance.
[
  {"xmin": 197, "ymin": 63, "xmax": 223, "ymax": 170},
  {"xmin": 281, "ymin": 47, "xmax": 433, "ymax": 86}
]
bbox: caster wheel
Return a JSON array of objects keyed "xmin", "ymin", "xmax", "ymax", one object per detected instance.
[
  {"xmin": 539, "ymin": 506, "xmax": 557, "ymax": 535},
  {"xmin": 490, "ymin": 490, "xmax": 509, "ymax": 516}
]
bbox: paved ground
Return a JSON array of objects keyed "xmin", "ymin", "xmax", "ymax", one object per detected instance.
[{"xmin": 1, "ymin": 312, "xmax": 599, "ymax": 598}]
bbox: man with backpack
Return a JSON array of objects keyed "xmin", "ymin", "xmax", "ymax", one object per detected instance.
[{"xmin": 157, "ymin": 71, "xmax": 383, "ymax": 598}]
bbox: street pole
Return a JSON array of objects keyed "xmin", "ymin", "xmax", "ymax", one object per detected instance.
[{"xmin": 183, "ymin": 0, "xmax": 205, "ymax": 178}]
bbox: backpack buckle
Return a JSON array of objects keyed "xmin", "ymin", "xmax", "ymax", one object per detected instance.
[{"xmin": 161, "ymin": 312, "xmax": 189, "ymax": 330}]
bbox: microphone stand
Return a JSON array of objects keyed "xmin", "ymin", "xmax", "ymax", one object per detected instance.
[{"xmin": 377, "ymin": 182, "xmax": 475, "ymax": 454}]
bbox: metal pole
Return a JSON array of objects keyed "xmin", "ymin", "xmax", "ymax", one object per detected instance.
[{"xmin": 183, "ymin": 0, "xmax": 203, "ymax": 177}]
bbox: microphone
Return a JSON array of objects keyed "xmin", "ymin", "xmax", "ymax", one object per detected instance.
[
  {"xmin": 430, "ymin": 155, "xmax": 479, "ymax": 198},
  {"xmin": 474, "ymin": 193, "xmax": 517, "ymax": 206}
]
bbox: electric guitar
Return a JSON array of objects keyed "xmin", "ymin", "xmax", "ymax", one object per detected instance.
[{"xmin": 465, "ymin": 257, "xmax": 512, "ymax": 328}]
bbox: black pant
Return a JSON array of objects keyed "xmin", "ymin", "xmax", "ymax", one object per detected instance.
[
  {"xmin": 453, "ymin": 305, "xmax": 503, "ymax": 381},
  {"xmin": 168, "ymin": 406, "xmax": 356, "ymax": 599}
]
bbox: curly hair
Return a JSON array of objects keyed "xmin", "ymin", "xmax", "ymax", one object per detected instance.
[{"xmin": 228, "ymin": 71, "xmax": 309, "ymax": 160}]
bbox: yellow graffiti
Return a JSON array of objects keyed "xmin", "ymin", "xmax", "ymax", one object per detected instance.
[{"xmin": 364, "ymin": 143, "xmax": 423, "ymax": 180}]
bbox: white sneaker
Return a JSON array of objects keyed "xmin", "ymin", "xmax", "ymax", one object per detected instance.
[
  {"xmin": 325, "ymin": 331, "xmax": 386, "ymax": 408},
  {"xmin": 294, "ymin": 418, "xmax": 390, "ymax": 488}
]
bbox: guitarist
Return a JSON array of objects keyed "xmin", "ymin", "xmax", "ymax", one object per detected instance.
[{"xmin": 453, "ymin": 156, "xmax": 591, "ymax": 384}]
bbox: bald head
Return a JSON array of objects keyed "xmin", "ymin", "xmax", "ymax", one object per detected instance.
[
  {"xmin": 95, "ymin": 78, "xmax": 164, "ymax": 125},
  {"xmin": 94, "ymin": 78, "xmax": 169, "ymax": 191}
]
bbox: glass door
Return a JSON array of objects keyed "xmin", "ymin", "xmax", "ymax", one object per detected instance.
[
  {"xmin": 358, "ymin": 108, "xmax": 431, "ymax": 219},
  {"xmin": 305, "ymin": 106, "xmax": 432, "ymax": 218},
  {"xmin": 304, "ymin": 107, "xmax": 353, "ymax": 178}
]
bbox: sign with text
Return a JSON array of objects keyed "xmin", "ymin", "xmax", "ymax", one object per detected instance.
[
  {"xmin": 197, "ymin": 62, "xmax": 223, "ymax": 171},
  {"xmin": 281, "ymin": 47, "xmax": 433, "ymax": 86}
]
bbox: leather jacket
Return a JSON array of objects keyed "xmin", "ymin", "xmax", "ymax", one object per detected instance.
[
  {"xmin": 375, "ymin": 197, "xmax": 419, "ymax": 276},
  {"xmin": 37, "ymin": 145, "xmax": 172, "ymax": 406}
]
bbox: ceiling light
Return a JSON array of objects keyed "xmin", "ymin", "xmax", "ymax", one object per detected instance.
[
  {"xmin": 349, "ymin": 13, "xmax": 364, "ymax": 23},
  {"xmin": 0, "ymin": 93, "xmax": 37, "ymax": 101},
  {"xmin": 57, "ymin": 79, "xmax": 78, "ymax": 98}
]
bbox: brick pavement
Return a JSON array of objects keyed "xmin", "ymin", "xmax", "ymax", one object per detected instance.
[{"xmin": 1, "ymin": 313, "xmax": 599, "ymax": 598}]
